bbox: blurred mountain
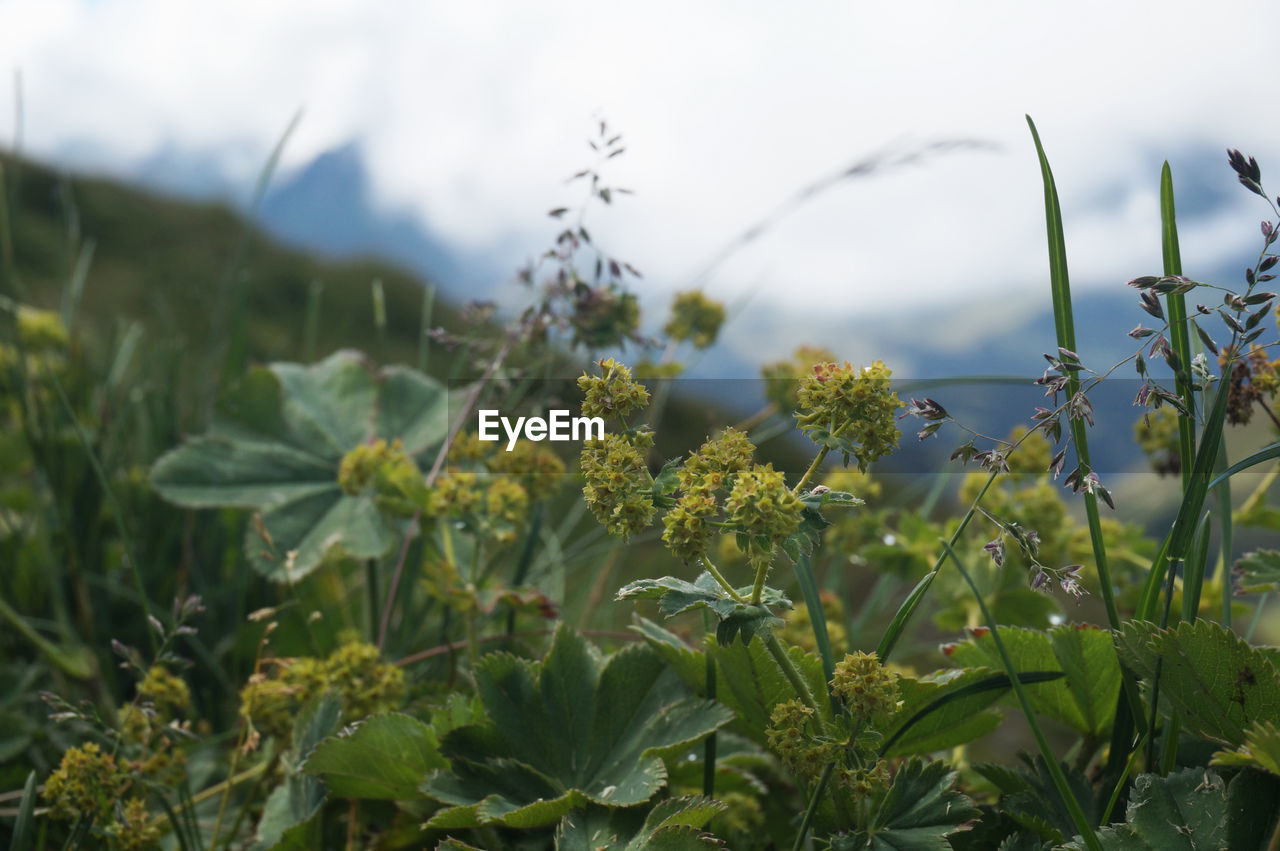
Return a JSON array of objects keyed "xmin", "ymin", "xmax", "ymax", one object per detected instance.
[{"xmin": 256, "ymin": 143, "xmax": 472, "ymax": 290}]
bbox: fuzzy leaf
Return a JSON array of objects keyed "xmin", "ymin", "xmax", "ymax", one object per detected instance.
[
  {"xmin": 421, "ymin": 625, "xmax": 733, "ymax": 830},
  {"xmin": 556, "ymin": 797, "xmax": 727, "ymax": 850},
  {"xmin": 1063, "ymin": 768, "xmax": 1227, "ymax": 850},
  {"xmin": 1234, "ymin": 549, "xmax": 1280, "ymax": 594},
  {"xmin": 828, "ymin": 758, "xmax": 978, "ymax": 850},
  {"xmin": 617, "ymin": 571, "xmax": 789, "ymax": 646},
  {"xmin": 150, "ymin": 351, "xmax": 448, "ymax": 580},
  {"xmin": 1116, "ymin": 620, "xmax": 1280, "ymax": 746},
  {"xmin": 302, "ymin": 713, "xmax": 446, "ymax": 799},
  {"xmin": 1211, "ymin": 720, "xmax": 1280, "ymax": 776},
  {"xmin": 947, "ymin": 624, "xmax": 1120, "ymax": 737}
]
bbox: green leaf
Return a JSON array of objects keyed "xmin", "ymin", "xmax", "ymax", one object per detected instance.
[
  {"xmin": 1064, "ymin": 768, "xmax": 1227, "ymax": 850},
  {"xmin": 7, "ymin": 771, "xmax": 36, "ymax": 851},
  {"xmin": 556, "ymin": 797, "xmax": 727, "ymax": 850},
  {"xmin": 828, "ymin": 758, "xmax": 979, "ymax": 850},
  {"xmin": 1224, "ymin": 769, "xmax": 1280, "ymax": 851},
  {"xmin": 977, "ymin": 755, "xmax": 1100, "ymax": 845},
  {"xmin": 1116, "ymin": 620, "xmax": 1280, "ymax": 746},
  {"xmin": 883, "ymin": 668, "xmax": 1063, "ymax": 757},
  {"xmin": 1234, "ymin": 550, "xmax": 1280, "ymax": 594},
  {"xmin": 1211, "ymin": 720, "xmax": 1280, "ymax": 776},
  {"xmin": 617, "ymin": 571, "xmax": 790, "ymax": 646},
  {"xmin": 421, "ymin": 625, "xmax": 733, "ymax": 830},
  {"xmin": 257, "ymin": 693, "xmax": 342, "ymax": 848},
  {"xmin": 150, "ymin": 350, "xmax": 448, "ymax": 580},
  {"xmin": 946, "ymin": 624, "xmax": 1120, "ymax": 737},
  {"xmin": 303, "ymin": 713, "xmax": 447, "ymax": 799}
]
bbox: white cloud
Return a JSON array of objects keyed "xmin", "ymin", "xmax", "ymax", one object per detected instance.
[{"xmin": 1, "ymin": 0, "xmax": 1277, "ymax": 323}]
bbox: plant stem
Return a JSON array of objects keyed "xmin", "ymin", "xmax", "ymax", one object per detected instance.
[
  {"xmin": 942, "ymin": 540, "xmax": 1102, "ymax": 851},
  {"xmin": 749, "ymin": 555, "xmax": 771, "ymax": 606},
  {"xmin": 793, "ymin": 445, "xmax": 830, "ymax": 494},
  {"xmin": 792, "ymin": 762, "xmax": 834, "ymax": 851},
  {"xmin": 763, "ymin": 630, "xmax": 820, "ymax": 718},
  {"xmin": 701, "ymin": 555, "xmax": 747, "ymax": 603}
]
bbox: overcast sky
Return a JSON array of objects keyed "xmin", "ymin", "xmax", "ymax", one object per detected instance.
[{"xmin": 3, "ymin": 1, "xmax": 1280, "ymax": 364}]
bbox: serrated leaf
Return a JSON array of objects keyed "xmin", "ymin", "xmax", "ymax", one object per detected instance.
[
  {"xmin": 1063, "ymin": 769, "xmax": 1227, "ymax": 850},
  {"xmin": 947, "ymin": 624, "xmax": 1120, "ymax": 737},
  {"xmin": 883, "ymin": 668, "xmax": 1063, "ymax": 756},
  {"xmin": 1211, "ymin": 720, "xmax": 1280, "ymax": 776},
  {"xmin": 257, "ymin": 693, "xmax": 342, "ymax": 848},
  {"xmin": 828, "ymin": 758, "xmax": 979, "ymax": 850},
  {"xmin": 1234, "ymin": 549, "xmax": 1280, "ymax": 594},
  {"xmin": 1116, "ymin": 620, "xmax": 1280, "ymax": 746},
  {"xmin": 150, "ymin": 350, "xmax": 448, "ymax": 581},
  {"xmin": 421, "ymin": 625, "xmax": 733, "ymax": 830},
  {"xmin": 302, "ymin": 713, "xmax": 446, "ymax": 799},
  {"xmin": 617, "ymin": 572, "xmax": 789, "ymax": 646}
]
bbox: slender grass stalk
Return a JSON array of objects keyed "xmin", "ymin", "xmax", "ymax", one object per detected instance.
[
  {"xmin": 1026, "ymin": 116, "xmax": 1119, "ymax": 633},
  {"xmin": 8, "ymin": 771, "xmax": 36, "ymax": 851},
  {"xmin": 792, "ymin": 762, "xmax": 834, "ymax": 851},
  {"xmin": 792, "ymin": 553, "xmax": 835, "ymax": 690},
  {"xmin": 876, "ymin": 471, "xmax": 997, "ymax": 662},
  {"xmin": 1160, "ymin": 163, "xmax": 1196, "ymax": 491},
  {"xmin": 1100, "ymin": 732, "xmax": 1147, "ymax": 824},
  {"xmin": 763, "ymin": 630, "xmax": 821, "ymax": 718},
  {"xmin": 47, "ymin": 368, "xmax": 158, "ymax": 655},
  {"xmin": 371, "ymin": 277, "xmax": 387, "ymax": 364},
  {"xmin": 700, "ymin": 555, "xmax": 746, "ymax": 604},
  {"xmin": 702, "ymin": 610, "xmax": 718, "ymax": 798},
  {"xmin": 418, "ymin": 283, "xmax": 435, "ymax": 373},
  {"xmin": 941, "ymin": 540, "xmax": 1102, "ymax": 851}
]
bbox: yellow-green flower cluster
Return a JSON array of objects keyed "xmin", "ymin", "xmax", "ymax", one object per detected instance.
[
  {"xmin": 581, "ymin": 431, "xmax": 656, "ymax": 539},
  {"xmin": 662, "ymin": 489, "xmax": 718, "ymax": 563},
  {"xmin": 239, "ymin": 639, "xmax": 404, "ymax": 742},
  {"xmin": 16, "ymin": 305, "xmax": 70, "ymax": 351},
  {"xmin": 485, "ymin": 476, "xmax": 530, "ymax": 527},
  {"xmin": 831, "ymin": 651, "xmax": 900, "ymax": 723},
  {"xmin": 677, "ymin": 428, "xmax": 755, "ymax": 493},
  {"xmin": 838, "ymin": 759, "xmax": 892, "ymax": 798},
  {"xmin": 430, "ymin": 471, "xmax": 482, "ymax": 517},
  {"xmin": 337, "ymin": 438, "xmax": 430, "ymax": 515},
  {"xmin": 1005, "ymin": 425, "xmax": 1053, "ymax": 476},
  {"xmin": 725, "ymin": 464, "xmax": 803, "ymax": 554},
  {"xmin": 796, "ymin": 360, "xmax": 902, "ymax": 471},
  {"xmin": 664, "ymin": 290, "xmax": 726, "ymax": 349},
  {"xmin": 43, "ymin": 742, "xmax": 127, "ymax": 825},
  {"xmin": 137, "ymin": 665, "xmax": 191, "ymax": 717},
  {"xmin": 578, "ymin": 358, "xmax": 650, "ymax": 420},
  {"xmin": 766, "ymin": 699, "xmax": 835, "ymax": 781},
  {"xmin": 487, "ymin": 441, "xmax": 567, "ymax": 494},
  {"xmin": 100, "ymin": 797, "xmax": 161, "ymax": 851}
]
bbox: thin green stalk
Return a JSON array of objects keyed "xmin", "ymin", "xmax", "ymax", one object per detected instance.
[
  {"xmin": 701, "ymin": 555, "xmax": 746, "ymax": 603},
  {"xmin": 418, "ymin": 284, "xmax": 435, "ymax": 373},
  {"xmin": 1248, "ymin": 594, "xmax": 1270, "ymax": 642},
  {"xmin": 47, "ymin": 368, "xmax": 157, "ymax": 655},
  {"xmin": 749, "ymin": 555, "xmax": 771, "ymax": 606},
  {"xmin": 371, "ymin": 278, "xmax": 387, "ymax": 364},
  {"xmin": 1101, "ymin": 732, "xmax": 1147, "ymax": 824},
  {"xmin": 763, "ymin": 630, "xmax": 820, "ymax": 718},
  {"xmin": 1027, "ymin": 115, "xmax": 1119, "ymax": 633},
  {"xmin": 793, "ymin": 446, "xmax": 830, "ymax": 495},
  {"xmin": 942, "ymin": 540, "xmax": 1102, "ymax": 851},
  {"xmin": 792, "ymin": 553, "xmax": 835, "ymax": 689},
  {"xmin": 365, "ymin": 558, "xmax": 379, "ymax": 644},
  {"xmin": 1160, "ymin": 163, "xmax": 1196, "ymax": 492},
  {"xmin": 792, "ymin": 762, "xmax": 834, "ymax": 851},
  {"xmin": 876, "ymin": 471, "xmax": 998, "ymax": 662},
  {"xmin": 702, "ymin": 610, "xmax": 717, "ymax": 799}
]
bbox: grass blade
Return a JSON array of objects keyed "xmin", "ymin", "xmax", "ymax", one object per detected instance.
[
  {"xmin": 941, "ymin": 540, "xmax": 1102, "ymax": 851},
  {"xmin": 1205, "ymin": 438, "xmax": 1280, "ymax": 490},
  {"xmin": 7, "ymin": 771, "xmax": 36, "ymax": 851},
  {"xmin": 791, "ymin": 553, "xmax": 834, "ymax": 687},
  {"xmin": 1026, "ymin": 115, "xmax": 1119, "ymax": 632},
  {"xmin": 1160, "ymin": 163, "xmax": 1197, "ymax": 491}
]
